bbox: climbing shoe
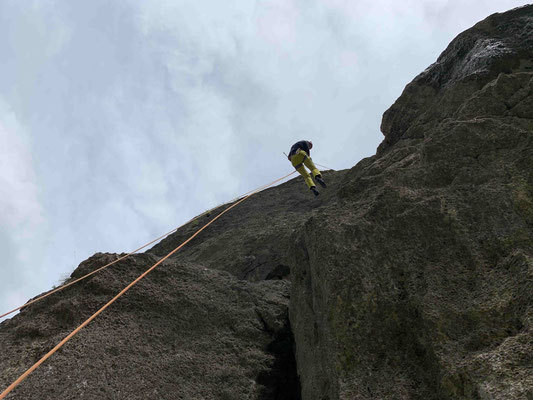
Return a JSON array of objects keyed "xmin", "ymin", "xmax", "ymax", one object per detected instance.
[
  {"xmin": 310, "ymin": 186, "xmax": 320, "ymax": 196},
  {"xmin": 315, "ymin": 175, "xmax": 327, "ymax": 188}
]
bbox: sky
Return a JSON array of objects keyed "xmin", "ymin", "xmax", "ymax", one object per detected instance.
[{"xmin": 0, "ymin": 0, "xmax": 530, "ymax": 321}]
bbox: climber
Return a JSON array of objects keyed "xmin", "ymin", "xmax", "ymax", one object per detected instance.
[{"xmin": 287, "ymin": 140, "xmax": 327, "ymax": 196}]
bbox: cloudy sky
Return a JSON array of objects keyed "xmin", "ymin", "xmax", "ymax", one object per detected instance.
[{"xmin": 0, "ymin": 0, "xmax": 529, "ymax": 320}]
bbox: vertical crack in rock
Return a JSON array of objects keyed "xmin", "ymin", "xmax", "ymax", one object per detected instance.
[{"xmin": 257, "ymin": 311, "xmax": 302, "ymax": 400}]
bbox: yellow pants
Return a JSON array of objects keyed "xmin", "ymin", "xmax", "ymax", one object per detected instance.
[{"xmin": 290, "ymin": 150, "xmax": 320, "ymax": 189}]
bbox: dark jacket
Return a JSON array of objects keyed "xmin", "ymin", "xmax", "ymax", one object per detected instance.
[{"xmin": 289, "ymin": 141, "xmax": 311, "ymax": 158}]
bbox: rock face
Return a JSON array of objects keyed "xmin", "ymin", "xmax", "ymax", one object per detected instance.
[
  {"xmin": 380, "ymin": 5, "xmax": 533, "ymax": 153},
  {"xmin": 1, "ymin": 5, "xmax": 532, "ymax": 400},
  {"xmin": 290, "ymin": 5, "xmax": 533, "ymax": 400},
  {"xmin": 1, "ymin": 168, "xmax": 348, "ymax": 399},
  {"xmin": 0, "ymin": 253, "xmax": 298, "ymax": 399}
]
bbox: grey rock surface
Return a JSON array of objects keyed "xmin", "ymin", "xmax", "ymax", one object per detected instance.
[
  {"xmin": 0, "ymin": 253, "xmax": 298, "ymax": 399},
  {"xmin": 380, "ymin": 4, "xmax": 533, "ymax": 153},
  {"xmin": 290, "ymin": 5, "xmax": 533, "ymax": 400}
]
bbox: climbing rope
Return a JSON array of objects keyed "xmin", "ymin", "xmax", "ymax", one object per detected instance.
[
  {"xmin": 315, "ymin": 162, "xmax": 335, "ymax": 171},
  {"xmin": 0, "ymin": 173, "xmax": 295, "ymax": 321},
  {"xmin": 0, "ymin": 171, "xmax": 296, "ymax": 399}
]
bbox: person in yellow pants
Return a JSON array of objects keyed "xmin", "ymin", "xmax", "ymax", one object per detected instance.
[{"xmin": 288, "ymin": 140, "xmax": 327, "ymax": 196}]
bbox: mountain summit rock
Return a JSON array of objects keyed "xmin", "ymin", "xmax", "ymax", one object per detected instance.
[{"xmin": 1, "ymin": 5, "xmax": 532, "ymax": 400}]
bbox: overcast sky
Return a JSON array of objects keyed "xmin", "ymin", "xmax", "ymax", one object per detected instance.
[{"xmin": 1, "ymin": 0, "xmax": 530, "ymax": 321}]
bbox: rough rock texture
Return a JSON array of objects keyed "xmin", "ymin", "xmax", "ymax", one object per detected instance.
[
  {"xmin": 290, "ymin": 5, "xmax": 533, "ymax": 400},
  {"xmin": 380, "ymin": 5, "xmax": 533, "ymax": 153},
  {"xmin": 0, "ymin": 253, "xmax": 298, "ymax": 399},
  {"xmin": 1, "ymin": 5, "xmax": 532, "ymax": 400}
]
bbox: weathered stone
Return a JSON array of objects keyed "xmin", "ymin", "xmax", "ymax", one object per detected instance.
[
  {"xmin": 379, "ymin": 5, "xmax": 533, "ymax": 153},
  {"xmin": 290, "ymin": 5, "xmax": 533, "ymax": 400},
  {"xmin": 0, "ymin": 254, "xmax": 298, "ymax": 399}
]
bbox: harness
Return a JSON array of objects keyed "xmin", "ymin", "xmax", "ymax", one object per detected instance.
[{"xmin": 291, "ymin": 149, "xmax": 308, "ymax": 170}]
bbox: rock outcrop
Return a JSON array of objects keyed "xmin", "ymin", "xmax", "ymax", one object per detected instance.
[
  {"xmin": 1, "ymin": 253, "xmax": 299, "ymax": 399},
  {"xmin": 380, "ymin": 5, "xmax": 533, "ymax": 153},
  {"xmin": 290, "ymin": 5, "xmax": 533, "ymax": 400},
  {"xmin": 1, "ymin": 5, "xmax": 532, "ymax": 400}
]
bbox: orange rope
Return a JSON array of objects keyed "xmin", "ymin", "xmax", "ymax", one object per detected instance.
[
  {"xmin": 0, "ymin": 172, "xmax": 295, "ymax": 320},
  {"xmin": 0, "ymin": 171, "xmax": 295, "ymax": 399}
]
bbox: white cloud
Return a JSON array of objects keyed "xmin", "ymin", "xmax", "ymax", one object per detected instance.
[
  {"xmin": 0, "ymin": 98, "xmax": 47, "ymax": 321},
  {"xmin": 0, "ymin": 99, "xmax": 43, "ymax": 236}
]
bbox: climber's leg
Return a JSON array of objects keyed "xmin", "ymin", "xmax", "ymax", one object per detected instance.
[
  {"xmin": 303, "ymin": 156, "xmax": 321, "ymax": 179},
  {"xmin": 291, "ymin": 151, "xmax": 316, "ymax": 189}
]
